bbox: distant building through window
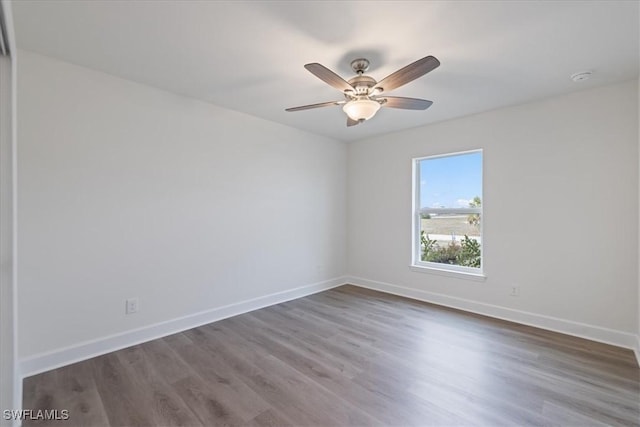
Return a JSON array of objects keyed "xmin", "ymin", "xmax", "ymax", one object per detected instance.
[{"xmin": 412, "ymin": 150, "xmax": 483, "ymax": 275}]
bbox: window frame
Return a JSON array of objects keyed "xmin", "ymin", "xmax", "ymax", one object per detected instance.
[{"xmin": 411, "ymin": 149, "xmax": 484, "ymax": 278}]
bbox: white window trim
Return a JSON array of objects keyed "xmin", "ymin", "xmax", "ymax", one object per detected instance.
[
  {"xmin": 411, "ymin": 149, "xmax": 485, "ymax": 279},
  {"xmin": 409, "ymin": 264, "xmax": 486, "ymax": 281}
]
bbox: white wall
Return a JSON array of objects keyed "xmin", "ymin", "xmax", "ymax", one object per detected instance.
[
  {"xmin": 0, "ymin": 56, "xmax": 17, "ymax": 423},
  {"xmin": 348, "ymin": 80, "xmax": 639, "ymax": 342},
  {"xmin": 0, "ymin": 0, "xmax": 19, "ymax": 423},
  {"xmin": 17, "ymin": 51, "xmax": 347, "ymax": 361},
  {"xmin": 15, "ymin": 48, "xmax": 639, "ymax": 372}
]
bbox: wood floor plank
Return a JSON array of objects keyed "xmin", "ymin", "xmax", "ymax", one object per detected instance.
[
  {"xmin": 212, "ymin": 312, "xmax": 359, "ymax": 378},
  {"xmin": 22, "ymin": 285, "xmax": 640, "ymax": 426},
  {"xmin": 22, "ymin": 370, "xmax": 66, "ymax": 427},
  {"xmin": 116, "ymin": 345, "xmax": 204, "ymax": 426},
  {"xmin": 241, "ymin": 308, "xmax": 379, "ymax": 372},
  {"xmin": 171, "ymin": 375, "xmax": 246, "ymax": 427},
  {"xmin": 48, "ymin": 362, "xmax": 110, "ymax": 427},
  {"xmin": 139, "ymin": 338, "xmax": 192, "ymax": 385},
  {"xmin": 197, "ymin": 320, "xmax": 383, "ymax": 426},
  {"xmin": 90, "ymin": 353, "xmax": 158, "ymax": 426},
  {"xmin": 22, "ymin": 370, "xmax": 56, "ymax": 422},
  {"xmin": 242, "ymin": 409, "xmax": 293, "ymax": 427},
  {"xmin": 166, "ymin": 330, "xmax": 271, "ymax": 422},
  {"xmin": 225, "ymin": 314, "xmax": 459, "ymax": 426}
]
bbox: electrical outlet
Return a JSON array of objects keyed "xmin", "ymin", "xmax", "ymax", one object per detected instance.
[
  {"xmin": 126, "ymin": 298, "xmax": 139, "ymax": 314},
  {"xmin": 509, "ymin": 286, "xmax": 520, "ymax": 297}
]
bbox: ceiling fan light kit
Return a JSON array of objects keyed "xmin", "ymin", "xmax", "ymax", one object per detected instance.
[
  {"xmin": 286, "ymin": 55, "xmax": 440, "ymax": 127},
  {"xmin": 343, "ymin": 98, "xmax": 381, "ymax": 121}
]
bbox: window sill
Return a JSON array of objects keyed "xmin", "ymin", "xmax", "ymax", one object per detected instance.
[{"xmin": 409, "ymin": 265, "xmax": 487, "ymax": 282}]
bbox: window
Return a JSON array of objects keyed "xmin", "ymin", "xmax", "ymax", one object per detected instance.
[{"xmin": 412, "ymin": 150, "xmax": 483, "ymax": 276}]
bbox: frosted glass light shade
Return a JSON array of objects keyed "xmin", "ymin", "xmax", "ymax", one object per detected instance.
[{"xmin": 342, "ymin": 99, "xmax": 381, "ymax": 121}]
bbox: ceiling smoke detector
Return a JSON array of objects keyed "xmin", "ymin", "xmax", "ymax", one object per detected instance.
[{"xmin": 570, "ymin": 71, "xmax": 592, "ymax": 82}]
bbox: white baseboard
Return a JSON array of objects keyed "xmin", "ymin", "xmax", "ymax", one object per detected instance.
[
  {"xmin": 20, "ymin": 275, "xmax": 640, "ymax": 378},
  {"xmin": 20, "ymin": 277, "xmax": 347, "ymax": 378},
  {"xmin": 347, "ymin": 276, "xmax": 639, "ymax": 360}
]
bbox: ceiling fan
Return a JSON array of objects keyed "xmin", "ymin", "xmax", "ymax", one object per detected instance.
[{"xmin": 286, "ymin": 55, "xmax": 440, "ymax": 127}]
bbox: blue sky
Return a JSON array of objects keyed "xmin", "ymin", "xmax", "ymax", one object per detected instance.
[{"xmin": 419, "ymin": 151, "xmax": 482, "ymax": 209}]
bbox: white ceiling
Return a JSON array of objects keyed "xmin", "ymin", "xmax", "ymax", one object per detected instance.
[{"xmin": 12, "ymin": 0, "xmax": 640, "ymax": 142}]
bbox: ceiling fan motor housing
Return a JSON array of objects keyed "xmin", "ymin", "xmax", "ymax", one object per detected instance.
[{"xmin": 347, "ymin": 75, "xmax": 377, "ymax": 96}]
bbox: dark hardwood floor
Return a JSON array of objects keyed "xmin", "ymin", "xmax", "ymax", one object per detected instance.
[{"xmin": 23, "ymin": 285, "xmax": 640, "ymax": 426}]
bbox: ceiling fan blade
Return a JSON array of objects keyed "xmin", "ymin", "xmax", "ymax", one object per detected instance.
[
  {"xmin": 347, "ymin": 117, "xmax": 361, "ymax": 127},
  {"xmin": 285, "ymin": 100, "xmax": 344, "ymax": 112},
  {"xmin": 304, "ymin": 63, "xmax": 354, "ymax": 92},
  {"xmin": 382, "ymin": 96, "xmax": 433, "ymax": 110},
  {"xmin": 374, "ymin": 55, "xmax": 440, "ymax": 93}
]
